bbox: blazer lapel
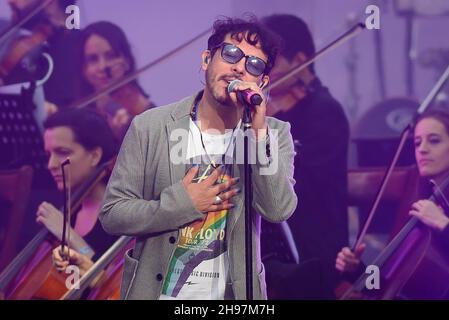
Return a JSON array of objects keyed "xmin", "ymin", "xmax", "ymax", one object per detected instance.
[
  {"xmin": 226, "ymin": 152, "xmax": 244, "ymax": 240},
  {"xmin": 166, "ymin": 94, "xmax": 198, "ymax": 184},
  {"xmin": 165, "ymin": 92, "xmax": 244, "ymax": 238}
]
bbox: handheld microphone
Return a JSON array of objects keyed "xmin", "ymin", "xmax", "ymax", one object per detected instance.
[{"xmin": 227, "ymin": 79, "xmax": 263, "ymax": 106}]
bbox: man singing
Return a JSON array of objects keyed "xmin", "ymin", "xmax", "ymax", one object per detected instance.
[{"xmin": 100, "ymin": 16, "xmax": 297, "ymax": 300}]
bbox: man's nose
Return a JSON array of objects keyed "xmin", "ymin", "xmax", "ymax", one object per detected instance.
[{"xmin": 231, "ymin": 58, "xmax": 246, "ymax": 75}]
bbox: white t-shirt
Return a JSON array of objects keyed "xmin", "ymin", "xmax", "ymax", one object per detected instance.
[{"xmin": 159, "ymin": 119, "xmax": 238, "ymax": 300}]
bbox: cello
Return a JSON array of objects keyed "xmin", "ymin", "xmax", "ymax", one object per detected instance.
[
  {"xmin": 338, "ymin": 65, "xmax": 449, "ymax": 300},
  {"xmin": 0, "ymin": 22, "xmax": 214, "ymax": 300},
  {"xmin": 0, "ymin": 160, "xmax": 114, "ymax": 300},
  {"xmin": 61, "ymin": 236, "xmax": 134, "ymax": 300},
  {"xmin": 340, "ymin": 174, "xmax": 449, "ymax": 299}
]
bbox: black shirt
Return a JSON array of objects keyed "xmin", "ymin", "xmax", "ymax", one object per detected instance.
[
  {"xmin": 263, "ymin": 78, "xmax": 350, "ymax": 288},
  {"xmin": 42, "ymin": 27, "xmax": 81, "ymax": 108},
  {"xmin": 0, "ymin": 22, "xmax": 81, "ymax": 108},
  {"xmin": 71, "ymin": 207, "xmax": 117, "ymax": 261}
]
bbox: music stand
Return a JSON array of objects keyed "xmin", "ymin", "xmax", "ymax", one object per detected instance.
[
  {"xmin": 0, "ymin": 82, "xmax": 58, "ymax": 255},
  {"xmin": 0, "ymin": 82, "xmax": 47, "ymax": 171}
]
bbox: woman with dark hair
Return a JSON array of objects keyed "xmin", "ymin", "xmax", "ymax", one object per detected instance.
[
  {"xmin": 76, "ymin": 21, "xmax": 155, "ymax": 139},
  {"xmin": 35, "ymin": 108, "xmax": 118, "ymax": 278},
  {"xmin": 336, "ymin": 109, "xmax": 449, "ymax": 279}
]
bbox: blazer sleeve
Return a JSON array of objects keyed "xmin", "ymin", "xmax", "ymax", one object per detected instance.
[{"xmin": 251, "ymin": 121, "xmax": 298, "ymax": 222}]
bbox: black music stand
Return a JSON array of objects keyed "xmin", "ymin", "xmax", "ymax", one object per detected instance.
[
  {"xmin": 0, "ymin": 83, "xmax": 47, "ymax": 171},
  {"xmin": 0, "ymin": 82, "xmax": 57, "ymax": 254}
]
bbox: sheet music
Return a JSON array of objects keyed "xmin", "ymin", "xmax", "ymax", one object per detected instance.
[{"xmin": 0, "ymin": 82, "xmax": 46, "ymax": 133}]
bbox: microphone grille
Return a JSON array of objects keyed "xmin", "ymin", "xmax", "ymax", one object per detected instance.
[{"xmin": 227, "ymin": 79, "xmax": 242, "ymax": 94}]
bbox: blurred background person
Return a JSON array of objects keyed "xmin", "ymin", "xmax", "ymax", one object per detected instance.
[
  {"xmin": 1, "ymin": 108, "xmax": 118, "ymax": 299},
  {"xmin": 38, "ymin": 108, "xmax": 118, "ymax": 260},
  {"xmin": 261, "ymin": 14, "xmax": 349, "ymax": 299},
  {"xmin": 75, "ymin": 21, "xmax": 156, "ymax": 140},
  {"xmin": 0, "ymin": 0, "xmax": 80, "ymax": 111},
  {"xmin": 336, "ymin": 110, "xmax": 449, "ymax": 299}
]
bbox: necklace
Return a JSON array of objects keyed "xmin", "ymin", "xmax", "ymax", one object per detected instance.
[{"xmin": 190, "ymin": 99, "xmax": 240, "ymax": 172}]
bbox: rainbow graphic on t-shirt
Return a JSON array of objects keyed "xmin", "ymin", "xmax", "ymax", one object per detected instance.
[{"xmin": 161, "ymin": 165, "xmax": 231, "ymax": 298}]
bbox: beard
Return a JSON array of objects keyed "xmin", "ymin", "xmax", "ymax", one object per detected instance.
[
  {"xmin": 205, "ymin": 68, "xmax": 237, "ymax": 106},
  {"xmin": 205, "ymin": 70, "xmax": 227, "ymax": 105}
]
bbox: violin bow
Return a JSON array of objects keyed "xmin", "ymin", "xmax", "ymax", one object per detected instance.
[
  {"xmin": 72, "ymin": 27, "xmax": 212, "ymax": 110},
  {"xmin": 0, "ymin": 0, "xmax": 55, "ymax": 45},
  {"xmin": 60, "ymin": 158, "xmax": 71, "ymax": 261},
  {"xmin": 353, "ymin": 64, "xmax": 449, "ymax": 250}
]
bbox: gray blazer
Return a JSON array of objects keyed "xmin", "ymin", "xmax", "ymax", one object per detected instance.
[{"xmin": 99, "ymin": 92, "xmax": 297, "ymax": 300}]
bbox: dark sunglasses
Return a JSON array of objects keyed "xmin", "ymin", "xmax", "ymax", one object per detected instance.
[{"xmin": 213, "ymin": 42, "xmax": 267, "ymax": 77}]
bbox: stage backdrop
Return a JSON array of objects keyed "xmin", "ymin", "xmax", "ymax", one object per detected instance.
[{"xmin": 0, "ymin": 0, "xmax": 447, "ymax": 127}]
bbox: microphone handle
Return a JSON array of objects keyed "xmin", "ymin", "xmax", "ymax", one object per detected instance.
[
  {"xmin": 236, "ymin": 91, "xmax": 247, "ymax": 105},
  {"xmin": 237, "ymin": 90, "xmax": 263, "ymax": 106}
]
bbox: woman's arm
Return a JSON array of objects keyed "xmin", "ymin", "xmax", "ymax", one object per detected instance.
[{"xmin": 36, "ymin": 201, "xmax": 95, "ymax": 259}]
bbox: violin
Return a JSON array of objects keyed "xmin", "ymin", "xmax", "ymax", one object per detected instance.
[
  {"xmin": 109, "ymin": 81, "xmax": 152, "ymax": 117},
  {"xmin": 0, "ymin": 19, "xmax": 54, "ymax": 85},
  {"xmin": 70, "ymin": 27, "xmax": 213, "ymax": 112},
  {"xmin": 340, "ymin": 173, "xmax": 449, "ymax": 300},
  {"xmin": 93, "ymin": 80, "xmax": 153, "ymax": 140},
  {"xmin": 0, "ymin": 160, "xmax": 114, "ymax": 300},
  {"xmin": 334, "ymin": 166, "xmax": 420, "ymax": 299}
]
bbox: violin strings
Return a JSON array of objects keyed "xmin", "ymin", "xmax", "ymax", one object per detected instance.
[{"xmin": 430, "ymin": 179, "xmax": 449, "ymax": 209}]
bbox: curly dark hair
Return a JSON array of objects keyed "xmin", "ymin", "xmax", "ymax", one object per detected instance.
[
  {"xmin": 262, "ymin": 14, "xmax": 316, "ymax": 74},
  {"xmin": 44, "ymin": 108, "xmax": 117, "ymax": 165},
  {"xmin": 207, "ymin": 15, "xmax": 281, "ymax": 75}
]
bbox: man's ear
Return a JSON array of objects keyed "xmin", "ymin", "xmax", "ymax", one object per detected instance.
[
  {"xmin": 259, "ymin": 75, "xmax": 269, "ymax": 89},
  {"xmin": 201, "ymin": 50, "xmax": 211, "ymax": 71}
]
